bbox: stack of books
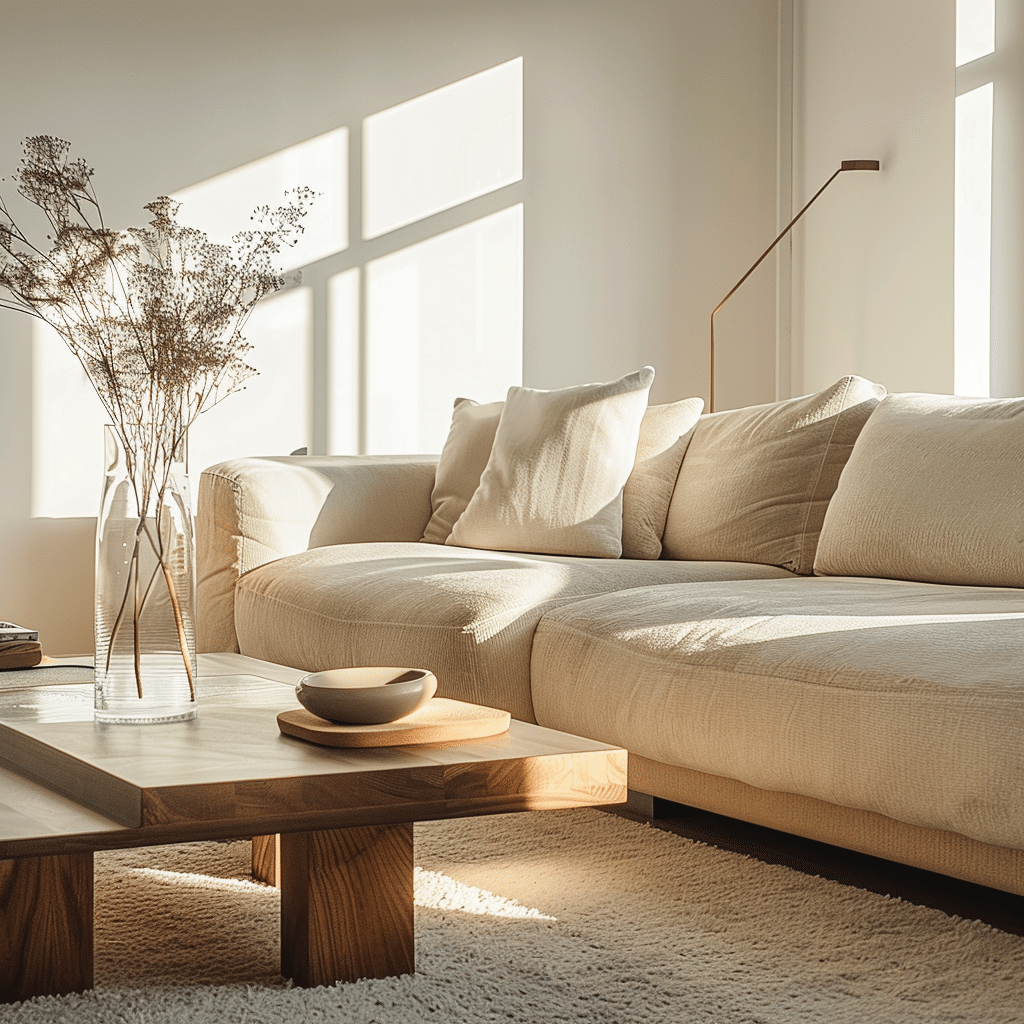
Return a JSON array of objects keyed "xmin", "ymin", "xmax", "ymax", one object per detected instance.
[{"xmin": 0, "ymin": 622, "xmax": 42, "ymax": 670}]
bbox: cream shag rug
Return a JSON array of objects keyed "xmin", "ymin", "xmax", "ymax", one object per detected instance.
[{"xmin": 3, "ymin": 809, "xmax": 1022, "ymax": 1024}]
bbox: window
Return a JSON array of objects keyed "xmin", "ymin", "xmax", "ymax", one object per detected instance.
[
  {"xmin": 954, "ymin": 0, "xmax": 995, "ymax": 396},
  {"xmin": 956, "ymin": 0, "xmax": 995, "ymax": 65},
  {"xmin": 954, "ymin": 81, "xmax": 993, "ymax": 397},
  {"xmin": 954, "ymin": 0, "xmax": 1022, "ymax": 399}
]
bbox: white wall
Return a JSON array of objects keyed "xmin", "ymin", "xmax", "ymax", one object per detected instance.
[
  {"xmin": 792, "ymin": 0, "xmax": 955, "ymax": 396},
  {"xmin": 0, "ymin": 0, "xmax": 778, "ymax": 653}
]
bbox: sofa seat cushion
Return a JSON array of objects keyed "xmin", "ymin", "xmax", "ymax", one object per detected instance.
[
  {"xmin": 531, "ymin": 577, "xmax": 1024, "ymax": 848},
  {"xmin": 233, "ymin": 542, "xmax": 794, "ymax": 722}
]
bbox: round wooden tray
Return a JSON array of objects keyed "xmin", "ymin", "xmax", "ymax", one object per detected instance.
[{"xmin": 277, "ymin": 697, "xmax": 511, "ymax": 748}]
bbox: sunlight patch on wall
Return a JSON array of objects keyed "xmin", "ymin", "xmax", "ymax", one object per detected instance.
[
  {"xmin": 29, "ymin": 53, "xmax": 527, "ymax": 513},
  {"xmin": 188, "ymin": 287, "xmax": 313, "ymax": 476},
  {"xmin": 363, "ymin": 58, "xmax": 523, "ymax": 239},
  {"xmin": 956, "ymin": 0, "xmax": 995, "ymax": 66},
  {"xmin": 171, "ymin": 128, "xmax": 348, "ymax": 272},
  {"xmin": 31, "ymin": 289, "xmax": 312, "ymax": 518},
  {"xmin": 31, "ymin": 321, "xmax": 107, "ymax": 519},
  {"xmin": 365, "ymin": 204, "xmax": 523, "ymax": 454},
  {"xmin": 366, "ymin": 262, "xmax": 420, "ymax": 453},
  {"xmin": 954, "ymin": 83, "xmax": 993, "ymax": 397},
  {"xmin": 328, "ymin": 268, "xmax": 361, "ymax": 454}
]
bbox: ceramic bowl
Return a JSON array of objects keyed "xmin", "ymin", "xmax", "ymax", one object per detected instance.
[{"xmin": 294, "ymin": 667, "xmax": 438, "ymax": 725}]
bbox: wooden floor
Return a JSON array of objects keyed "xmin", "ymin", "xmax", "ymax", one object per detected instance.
[{"xmin": 605, "ymin": 798, "xmax": 1024, "ymax": 937}]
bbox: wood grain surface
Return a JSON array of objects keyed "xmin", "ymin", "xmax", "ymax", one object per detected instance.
[
  {"xmin": 0, "ymin": 672, "xmax": 625, "ymax": 841},
  {"xmin": 0, "ymin": 852, "xmax": 93, "ymax": 1001},
  {"xmin": 251, "ymin": 833, "xmax": 280, "ymax": 887},
  {"xmin": 0, "ymin": 766, "xmax": 124, "ymax": 851},
  {"xmin": 0, "ymin": 653, "xmax": 626, "ymax": 1001},
  {"xmin": 277, "ymin": 698, "xmax": 510, "ymax": 747},
  {"xmin": 141, "ymin": 745, "xmax": 626, "ymax": 833},
  {"xmin": 280, "ymin": 824, "xmax": 414, "ymax": 986}
]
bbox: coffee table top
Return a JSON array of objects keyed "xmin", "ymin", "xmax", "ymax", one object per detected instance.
[{"xmin": 0, "ymin": 653, "xmax": 626, "ymax": 857}]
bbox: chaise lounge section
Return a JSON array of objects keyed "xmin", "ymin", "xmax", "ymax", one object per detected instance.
[{"xmin": 196, "ymin": 375, "xmax": 1024, "ymax": 897}]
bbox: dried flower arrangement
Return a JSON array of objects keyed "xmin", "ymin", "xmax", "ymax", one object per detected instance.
[{"xmin": 0, "ymin": 136, "xmax": 314, "ymax": 709}]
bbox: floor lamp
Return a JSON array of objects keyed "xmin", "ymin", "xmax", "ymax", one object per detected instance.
[{"xmin": 709, "ymin": 159, "xmax": 880, "ymax": 412}]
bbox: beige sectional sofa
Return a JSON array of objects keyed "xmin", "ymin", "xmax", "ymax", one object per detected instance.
[{"xmin": 196, "ymin": 373, "xmax": 1024, "ymax": 897}]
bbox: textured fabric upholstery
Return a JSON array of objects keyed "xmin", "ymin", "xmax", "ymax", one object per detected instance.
[
  {"xmin": 621, "ymin": 397, "xmax": 704, "ymax": 559},
  {"xmin": 815, "ymin": 392, "xmax": 1024, "ymax": 587},
  {"xmin": 196, "ymin": 455, "xmax": 438, "ymax": 652},
  {"xmin": 233, "ymin": 542, "xmax": 794, "ymax": 722},
  {"xmin": 627, "ymin": 756, "xmax": 1024, "ymax": 896},
  {"xmin": 531, "ymin": 576, "xmax": 1024, "ymax": 848},
  {"xmin": 424, "ymin": 394, "xmax": 703, "ymax": 559},
  {"xmin": 449, "ymin": 367, "xmax": 655, "ymax": 557},
  {"xmin": 662, "ymin": 376, "xmax": 885, "ymax": 573},
  {"xmin": 421, "ymin": 398, "xmax": 503, "ymax": 546}
]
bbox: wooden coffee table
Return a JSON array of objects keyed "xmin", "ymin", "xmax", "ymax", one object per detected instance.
[{"xmin": 0, "ymin": 653, "xmax": 626, "ymax": 1003}]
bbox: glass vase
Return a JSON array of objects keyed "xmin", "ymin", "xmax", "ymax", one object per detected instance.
[{"xmin": 94, "ymin": 425, "xmax": 198, "ymax": 724}]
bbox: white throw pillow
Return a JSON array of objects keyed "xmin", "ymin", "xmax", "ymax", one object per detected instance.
[{"xmin": 448, "ymin": 366, "xmax": 656, "ymax": 557}]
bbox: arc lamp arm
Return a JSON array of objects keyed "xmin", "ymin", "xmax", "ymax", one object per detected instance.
[{"xmin": 709, "ymin": 159, "xmax": 879, "ymax": 412}]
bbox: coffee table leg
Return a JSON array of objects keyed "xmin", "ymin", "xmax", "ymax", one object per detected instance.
[
  {"xmin": 251, "ymin": 834, "xmax": 280, "ymax": 887},
  {"xmin": 0, "ymin": 852, "xmax": 93, "ymax": 1002},
  {"xmin": 279, "ymin": 823, "xmax": 414, "ymax": 987}
]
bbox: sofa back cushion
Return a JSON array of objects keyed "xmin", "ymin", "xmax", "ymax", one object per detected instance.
[
  {"xmin": 661, "ymin": 376, "xmax": 886, "ymax": 574},
  {"xmin": 620, "ymin": 396, "xmax": 704, "ymax": 558},
  {"xmin": 421, "ymin": 398, "xmax": 503, "ymax": 545},
  {"xmin": 814, "ymin": 392, "xmax": 1024, "ymax": 587}
]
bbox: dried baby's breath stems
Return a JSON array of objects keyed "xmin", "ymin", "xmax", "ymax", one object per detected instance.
[{"xmin": 0, "ymin": 136, "xmax": 315, "ymax": 697}]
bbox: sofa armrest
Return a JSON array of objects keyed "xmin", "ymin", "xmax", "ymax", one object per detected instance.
[{"xmin": 196, "ymin": 454, "xmax": 438, "ymax": 653}]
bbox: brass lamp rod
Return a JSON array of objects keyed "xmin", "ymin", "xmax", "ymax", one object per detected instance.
[{"xmin": 709, "ymin": 159, "xmax": 880, "ymax": 412}]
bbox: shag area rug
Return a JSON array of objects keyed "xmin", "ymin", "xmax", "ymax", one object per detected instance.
[{"xmin": 3, "ymin": 808, "xmax": 1022, "ymax": 1024}]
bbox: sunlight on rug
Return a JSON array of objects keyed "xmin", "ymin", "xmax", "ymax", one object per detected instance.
[
  {"xmin": 2, "ymin": 808, "xmax": 1022, "ymax": 1024},
  {"xmin": 415, "ymin": 867, "xmax": 556, "ymax": 920}
]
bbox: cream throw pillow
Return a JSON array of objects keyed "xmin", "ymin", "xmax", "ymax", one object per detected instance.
[
  {"xmin": 448, "ymin": 366, "xmax": 656, "ymax": 557},
  {"xmin": 814, "ymin": 392, "xmax": 1024, "ymax": 587},
  {"xmin": 621, "ymin": 397, "xmax": 704, "ymax": 558},
  {"xmin": 661, "ymin": 375, "xmax": 886, "ymax": 574},
  {"xmin": 421, "ymin": 398, "xmax": 503, "ymax": 545}
]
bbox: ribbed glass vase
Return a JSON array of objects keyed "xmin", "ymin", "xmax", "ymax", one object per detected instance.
[{"xmin": 94, "ymin": 424, "xmax": 198, "ymax": 724}]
